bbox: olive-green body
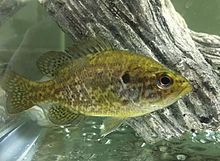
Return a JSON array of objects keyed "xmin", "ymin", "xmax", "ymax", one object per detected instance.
[
  {"xmin": 40, "ymin": 51, "xmax": 159, "ymax": 117},
  {"xmin": 35, "ymin": 50, "xmax": 190, "ymax": 118},
  {"xmin": 2, "ymin": 39, "xmax": 192, "ymax": 128}
]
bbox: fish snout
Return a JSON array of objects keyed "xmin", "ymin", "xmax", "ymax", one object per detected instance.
[{"xmin": 181, "ymin": 80, "xmax": 193, "ymax": 95}]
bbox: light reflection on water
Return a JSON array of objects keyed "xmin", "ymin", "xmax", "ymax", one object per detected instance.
[
  {"xmin": 1, "ymin": 110, "xmax": 220, "ymax": 161},
  {"xmin": 28, "ymin": 118, "xmax": 220, "ymax": 161},
  {"xmin": 31, "ymin": 118, "xmax": 145, "ymax": 161}
]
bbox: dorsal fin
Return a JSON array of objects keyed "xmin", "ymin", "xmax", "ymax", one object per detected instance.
[
  {"xmin": 37, "ymin": 51, "xmax": 72, "ymax": 77},
  {"xmin": 37, "ymin": 37, "xmax": 113, "ymax": 77},
  {"xmin": 65, "ymin": 37, "xmax": 114, "ymax": 58}
]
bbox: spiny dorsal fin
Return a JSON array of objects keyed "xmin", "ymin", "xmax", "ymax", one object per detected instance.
[
  {"xmin": 37, "ymin": 37, "xmax": 113, "ymax": 77},
  {"xmin": 37, "ymin": 51, "xmax": 72, "ymax": 77},
  {"xmin": 48, "ymin": 105, "xmax": 81, "ymax": 125},
  {"xmin": 66, "ymin": 37, "xmax": 114, "ymax": 58}
]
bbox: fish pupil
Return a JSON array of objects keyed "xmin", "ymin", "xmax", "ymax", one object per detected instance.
[
  {"xmin": 122, "ymin": 72, "xmax": 130, "ymax": 84},
  {"xmin": 157, "ymin": 74, "xmax": 173, "ymax": 88},
  {"xmin": 160, "ymin": 76, "xmax": 171, "ymax": 85}
]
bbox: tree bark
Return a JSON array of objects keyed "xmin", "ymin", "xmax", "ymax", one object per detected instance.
[{"xmin": 38, "ymin": 0, "xmax": 220, "ymax": 142}]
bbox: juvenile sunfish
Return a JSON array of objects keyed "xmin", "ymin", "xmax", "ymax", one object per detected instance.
[{"xmin": 1, "ymin": 38, "xmax": 192, "ymax": 135}]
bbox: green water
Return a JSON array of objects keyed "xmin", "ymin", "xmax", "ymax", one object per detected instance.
[
  {"xmin": 171, "ymin": 0, "xmax": 220, "ymax": 36},
  {"xmin": 0, "ymin": 1, "xmax": 220, "ymax": 161}
]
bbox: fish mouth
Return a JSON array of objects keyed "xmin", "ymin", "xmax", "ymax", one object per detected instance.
[{"xmin": 178, "ymin": 82, "xmax": 193, "ymax": 97}]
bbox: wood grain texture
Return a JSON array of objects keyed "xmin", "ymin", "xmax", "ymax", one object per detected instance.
[{"xmin": 38, "ymin": 0, "xmax": 219, "ymax": 142}]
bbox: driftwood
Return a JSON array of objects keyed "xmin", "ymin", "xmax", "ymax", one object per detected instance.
[{"xmin": 38, "ymin": 0, "xmax": 220, "ymax": 142}]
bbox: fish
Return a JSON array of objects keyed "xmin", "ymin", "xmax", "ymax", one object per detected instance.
[{"xmin": 1, "ymin": 37, "xmax": 192, "ymax": 136}]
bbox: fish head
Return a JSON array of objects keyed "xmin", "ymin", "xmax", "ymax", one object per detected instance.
[
  {"xmin": 122, "ymin": 55, "xmax": 192, "ymax": 112},
  {"xmin": 140, "ymin": 69, "xmax": 192, "ymax": 108}
]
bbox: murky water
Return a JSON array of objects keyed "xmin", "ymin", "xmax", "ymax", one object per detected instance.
[
  {"xmin": 0, "ymin": 1, "xmax": 220, "ymax": 161},
  {"xmin": 31, "ymin": 119, "xmax": 144, "ymax": 161},
  {"xmin": 171, "ymin": 0, "xmax": 220, "ymax": 36}
]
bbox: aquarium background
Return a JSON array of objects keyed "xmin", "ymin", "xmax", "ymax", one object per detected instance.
[
  {"xmin": 171, "ymin": 0, "xmax": 220, "ymax": 36},
  {"xmin": 0, "ymin": 0, "xmax": 220, "ymax": 161}
]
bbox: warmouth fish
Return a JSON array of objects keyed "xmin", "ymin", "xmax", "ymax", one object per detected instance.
[{"xmin": 1, "ymin": 38, "xmax": 192, "ymax": 135}]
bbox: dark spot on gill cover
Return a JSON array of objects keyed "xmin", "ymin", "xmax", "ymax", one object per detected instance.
[{"xmin": 122, "ymin": 72, "xmax": 130, "ymax": 84}]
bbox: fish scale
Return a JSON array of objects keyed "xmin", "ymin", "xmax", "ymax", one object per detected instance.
[{"xmin": 1, "ymin": 38, "xmax": 192, "ymax": 135}]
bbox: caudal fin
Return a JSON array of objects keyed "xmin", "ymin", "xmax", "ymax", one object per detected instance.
[{"xmin": 1, "ymin": 71, "xmax": 36, "ymax": 114}]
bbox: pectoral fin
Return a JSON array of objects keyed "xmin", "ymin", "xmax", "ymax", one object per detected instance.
[
  {"xmin": 48, "ymin": 105, "xmax": 81, "ymax": 125},
  {"xmin": 101, "ymin": 117, "xmax": 124, "ymax": 137}
]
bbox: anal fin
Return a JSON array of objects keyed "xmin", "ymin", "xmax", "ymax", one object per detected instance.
[
  {"xmin": 48, "ymin": 105, "xmax": 81, "ymax": 125},
  {"xmin": 101, "ymin": 117, "xmax": 124, "ymax": 137}
]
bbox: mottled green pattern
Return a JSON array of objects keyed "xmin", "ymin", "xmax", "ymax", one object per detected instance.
[{"xmin": 2, "ymin": 49, "xmax": 192, "ymax": 124}]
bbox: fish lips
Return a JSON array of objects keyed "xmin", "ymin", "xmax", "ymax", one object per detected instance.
[{"xmin": 178, "ymin": 82, "xmax": 193, "ymax": 98}]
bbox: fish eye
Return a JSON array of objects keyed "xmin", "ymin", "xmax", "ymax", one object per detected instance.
[
  {"xmin": 122, "ymin": 72, "xmax": 130, "ymax": 84},
  {"xmin": 157, "ymin": 74, "xmax": 173, "ymax": 89}
]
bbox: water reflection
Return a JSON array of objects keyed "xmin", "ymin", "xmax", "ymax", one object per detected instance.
[{"xmin": 31, "ymin": 118, "xmax": 144, "ymax": 161}]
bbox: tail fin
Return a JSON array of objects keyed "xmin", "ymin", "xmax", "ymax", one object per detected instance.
[{"xmin": 1, "ymin": 71, "xmax": 36, "ymax": 114}]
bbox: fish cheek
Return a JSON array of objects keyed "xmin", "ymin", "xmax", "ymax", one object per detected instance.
[
  {"xmin": 160, "ymin": 89, "xmax": 170, "ymax": 100},
  {"xmin": 161, "ymin": 86, "xmax": 180, "ymax": 103},
  {"xmin": 143, "ymin": 85, "xmax": 161, "ymax": 103}
]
